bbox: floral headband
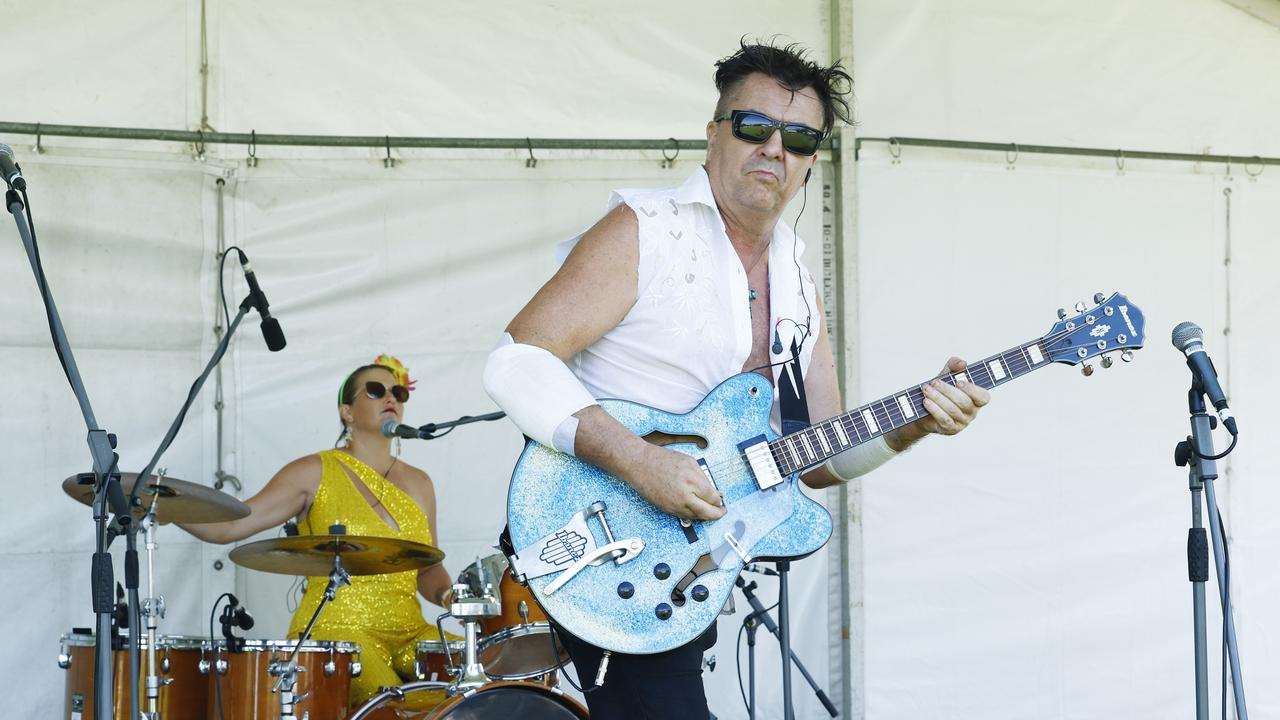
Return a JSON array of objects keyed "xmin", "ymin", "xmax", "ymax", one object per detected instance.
[{"xmin": 338, "ymin": 354, "xmax": 417, "ymax": 405}]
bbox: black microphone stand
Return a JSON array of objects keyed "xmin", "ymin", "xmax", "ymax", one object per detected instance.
[
  {"xmin": 414, "ymin": 410, "xmax": 506, "ymax": 439},
  {"xmin": 8, "ymin": 187, "xmax": 128, "ymax": 719},
  {"xmin": 736, "ymin": 572, "xmax": 838, "ymax": 719},
  {"xmin": 1176, "ymin": 382, "xmax": 1247, "ymax": 719}
]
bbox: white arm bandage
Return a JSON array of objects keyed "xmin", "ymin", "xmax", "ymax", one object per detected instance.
[
  {"xmin": 824, "ymin": 435, "xmax": 898, "ymax": 481},
  {"xmin": 482, "ymin": 333, "xmax": 596, "ymax": 455}
]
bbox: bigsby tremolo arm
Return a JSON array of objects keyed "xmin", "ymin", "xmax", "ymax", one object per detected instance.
[{"xmin": 544, "ymin": 501, "xmax": 643, "ymax": 595}]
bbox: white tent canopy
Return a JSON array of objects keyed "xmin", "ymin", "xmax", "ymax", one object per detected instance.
[{"xmin": 3, "ymin": 1, "xmax": 1278, "ymax": 718}]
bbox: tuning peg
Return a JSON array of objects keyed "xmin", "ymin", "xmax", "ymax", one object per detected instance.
[
  {"xmin": 1093, "ymin": 292, "xmax": 1106, "ymax": 304},
  {"xmin": 1121, "ymin": 350, "xmax": 1134, "ymax": 363},
  {"xmin": 1101, "ymin": 356, "xmax": 1114, "ymax": 369},
  {"xmin": 1081, "ymin": 363, "xmax": 1094, "ymax": 377},
  {"xmin": 1057, "ymin": 308, "xmax": 1068, "ymax": 320},
  {"xmin": 1074, "ymin": 301, "xmax": 1086, "ymax": 313}
]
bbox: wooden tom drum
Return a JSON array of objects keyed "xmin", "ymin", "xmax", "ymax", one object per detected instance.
[{"xmin": 205, "ymin": 638, "xmax": 360, "ymax": 720}]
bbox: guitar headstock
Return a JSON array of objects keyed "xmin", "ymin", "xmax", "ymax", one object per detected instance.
[{"xmin": 1041, "ymin": 292, "xmax": 1145, "ymax": 374}]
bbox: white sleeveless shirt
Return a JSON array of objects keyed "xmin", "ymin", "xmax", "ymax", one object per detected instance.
[{"xmin": 558, "ymin": 166, "xmax": 818, "ymax": 421}]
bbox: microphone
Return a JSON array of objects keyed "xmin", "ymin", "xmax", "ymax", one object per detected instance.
[
  {"xmin": 1171, "ymin": 322, "xmax": 1237, "ymax": 435},
  {"xmin": 220, "ymin": 594, "xmax": 255, "ymax": 630},
  {"xmin": 381, "ymin": 418, "xmax": 422, "ymax": 440},
  {"xmin": 235, "ymin": 250, "xmax": 287, "ymax": 352},
  {"xmin": 0, "ymin": 144, "xmax": 27, "ymax": 191}
]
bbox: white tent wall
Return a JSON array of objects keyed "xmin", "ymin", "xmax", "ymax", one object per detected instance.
[
  {"xmin": 855, "ymin": 148, "xmax": 1280, "ymax": 717},
  {"xmin": 849, "ymin": 1, "xmax": 1280, "ymax": 717}
]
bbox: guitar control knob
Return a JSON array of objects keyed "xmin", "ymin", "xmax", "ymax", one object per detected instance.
[
  {"xmin": 1094, "ymin": 292, "xmax": 1106, "ymax": 304},
  {"xmin": 691, "ymin": 585, "xmax": 709, "ymax": 602},
  {"xmin": 617, "ymin": 582, "xmax": 634, "ymax": 599},
  {"xmin": 653, "ymin": 563, "xmax": 671, "ymax": 580},
  {"xmin": 655, "ymin": 603, "xmax": 673, "ymax": 620}
]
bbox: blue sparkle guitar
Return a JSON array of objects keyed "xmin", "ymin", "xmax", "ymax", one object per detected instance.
[{"xmin": 504, "ymin": 293, "xmax": 1145, "ymax": 654}]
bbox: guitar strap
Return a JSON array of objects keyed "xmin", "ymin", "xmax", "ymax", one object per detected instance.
[{"xmin": 778, "ymin": 338, "xmax": 810, "ymax": 434}]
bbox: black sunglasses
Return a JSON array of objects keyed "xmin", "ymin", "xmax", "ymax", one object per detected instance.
[
  {"xmin": 714, "ymin": 110, "xmax": 825, "ymax": 157},
  {"xmin": 364, "ymin": 380, "xmax": 409, "ymax": 404}
]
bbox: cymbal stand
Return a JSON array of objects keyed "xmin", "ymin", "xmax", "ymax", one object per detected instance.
[
  {"xmin": 140, "ymin": 482, "xmax": 167, "ymax": 720},
  {"xmin": 273, "ymin": 535, "xmax": 352, "ymax": 719}
]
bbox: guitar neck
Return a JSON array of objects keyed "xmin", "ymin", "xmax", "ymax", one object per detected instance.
[{"xmin": 771, "ymin": 338, "xmax": 1053, "ymax": 476}]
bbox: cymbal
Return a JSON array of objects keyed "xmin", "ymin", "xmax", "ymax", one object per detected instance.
[
  {"xmin": 229, "ymin": 534, "xmax": 445, "ymax": 576},
  {"xmin": 62, "ymin": 472, "xmax": 250, "ymax": 525}
]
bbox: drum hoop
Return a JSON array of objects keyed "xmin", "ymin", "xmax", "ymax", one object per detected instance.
[
  {"xmin": 416, "ymin": 638, "xmax": 467, "ymax": 653},
  {"xmin": 433, "ymin": 681, "xmax": 589, "ymax": 715},
  {"xmin": 478, "ymin": 622, "xmax": 551, "ymax": 647},
  {"xmin": 216, "ymin": 638, "xmax": 360, "ymax": 653},
  {"xmin": 60, "ymin": 633, "xmax": 209, "ymax": 651},
  {"xmin": 348, "ymin": 680, "xmax": 453, "ymax": 720}
]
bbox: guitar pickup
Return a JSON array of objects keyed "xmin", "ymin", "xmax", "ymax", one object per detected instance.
[
  {"xmin": 543, "ymin": 538, "xmax": 645, "ymax": 595},
  {"xmin": 738, "ymin": 435, "xmax": 784, "ymax": 490}
]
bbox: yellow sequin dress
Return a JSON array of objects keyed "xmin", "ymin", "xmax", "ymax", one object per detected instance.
[{"xmin": 288, "ymin": 449, "xmax": 445, "ymax": 708}]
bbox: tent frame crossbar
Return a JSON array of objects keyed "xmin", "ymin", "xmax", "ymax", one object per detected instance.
[{"xmin": 856, "ymin": 136, "xmax": 1280, "ymax": 168}]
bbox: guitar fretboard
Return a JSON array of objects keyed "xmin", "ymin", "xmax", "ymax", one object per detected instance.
[{"xmin": 770, "ymin": 339, "xmax": 1052, "ymax": 476}]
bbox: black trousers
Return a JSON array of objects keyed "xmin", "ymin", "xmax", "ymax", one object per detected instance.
[{"xmin": 556, "ymin": 624, "xmax": 717, "ymax": 720}]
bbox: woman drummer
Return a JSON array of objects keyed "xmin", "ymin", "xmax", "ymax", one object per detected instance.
[{"xmin": 179, "ymin": 354, "xmax": 454, "ymax": 707}]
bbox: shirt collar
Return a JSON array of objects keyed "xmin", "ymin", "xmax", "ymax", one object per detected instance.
[
  {"xmin": 675, "ymin": 164, "xmax": 805, "ymax": 256},
  {"xmin": 671, "ymin": 165, "xmax": 720, "ymax": 211}
]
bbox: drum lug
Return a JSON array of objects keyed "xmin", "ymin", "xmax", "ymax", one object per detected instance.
[
  {"xmin": 216, "ymin": 657, "xmax": 228, "ymax": 675},
  {"xmin": 161, "ymin": 651, "xmax": 171, "ymax": 674},
  {"xmin": 57, "ymin": 650, "xmax": 72, "ymax": 669},
  {"xmin": 323, "ymin": 660, "xmax": 336, "ymax": 677},
  {"xmin": 351, "ymin": 657, "xmax": 362, "ymax": 678}
]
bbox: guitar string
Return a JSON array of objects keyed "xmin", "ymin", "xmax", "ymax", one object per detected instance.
[{"xmin": 694, "ymin": 317, "xmax": 1134, "ymax": 478}]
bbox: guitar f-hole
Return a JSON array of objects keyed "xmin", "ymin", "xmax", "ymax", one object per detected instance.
[{"xmin": 641, "ymin": 430, "xmax": 709, "ymax": 449}]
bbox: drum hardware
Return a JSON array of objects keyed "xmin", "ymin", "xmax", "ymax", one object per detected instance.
[
  {"xmin": 140, "ymin": 472, "xmax": 166, "ymax": 720},
  {"xmin": 459, "ymin": 553, "xmax": 570, "ymax": 681},
  {"xmin": 270, "ymin": 524, "xmax": 354, "ymax": 720},
  {"xmin": 435, "ymin": 581, "xmax": 501, "ymax": 690},
  {"xmin": 225, "ymin": 527, "xmax": 433, "ymax": 719}
]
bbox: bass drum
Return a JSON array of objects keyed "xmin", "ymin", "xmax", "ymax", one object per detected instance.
[{"xmin": 350, "ymin": 680, "xmax": 588, "ymax": 720}]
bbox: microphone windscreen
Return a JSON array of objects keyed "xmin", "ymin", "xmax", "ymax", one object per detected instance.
[
  {"xmin": 261, "ymin": 317, "xmax": 287, "ymax": 352},
  {"xmin": 381, "ymin": 419, "xmax": 400, "ymax": 438},
  {"xmin": 1171, "ymin": 321, "xmax": 1203, "ymax": 350}
]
